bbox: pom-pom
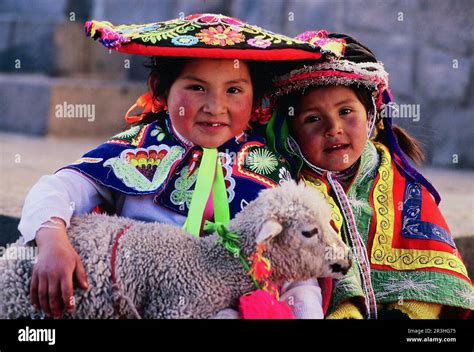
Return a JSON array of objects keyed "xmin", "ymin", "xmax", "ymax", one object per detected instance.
[{"xmin": 239, "ymin": 289, "xmax": 294, "ymax": 319}]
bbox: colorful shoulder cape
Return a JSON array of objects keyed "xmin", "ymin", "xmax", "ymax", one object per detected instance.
[
  {"xmin": 58, "ymin": 116, "xmax": 293, "ymax": 221},
  {"xmin": 303, "ymin": 141, "xmax": 473, "ymax": 318}
]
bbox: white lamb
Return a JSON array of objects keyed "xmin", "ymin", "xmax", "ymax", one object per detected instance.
[{"xmin": 0, "ymin": 181, "xmax": 351, "ymax": 319}]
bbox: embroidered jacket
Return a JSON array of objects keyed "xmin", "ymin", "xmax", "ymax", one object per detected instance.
[
  {"xmin": 59, "ymin": 116, "xmax": 293, "ymax": 222},
  {"xmin": 303, "ymin": 141, "xmax": 473, "ymax": 318}
]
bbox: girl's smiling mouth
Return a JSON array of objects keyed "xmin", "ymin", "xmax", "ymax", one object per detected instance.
[
  {"xmin": 196, "ymin": 121, "xmax": 230, "ymax": 131},
  {"xmin": 324, "ymin": 143, "xmax": 350, "ymax": 153}
]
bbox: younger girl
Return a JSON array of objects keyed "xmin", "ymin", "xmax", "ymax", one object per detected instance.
[
  {"xmin": 270, "ymin": 30, "xmax": 473, "ymax": 319},
  {"xmin": 18, "ymin": 14, "xmax": 324, "ymax": 319}
]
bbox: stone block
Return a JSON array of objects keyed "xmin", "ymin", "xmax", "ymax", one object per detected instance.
[
  {"xmin": 343, "ymin": 0, "xmax": 417, "ymax": 34},
  {"xmin": 0, "ymin": 0, "xmax": 68, "ymax": 18},
  {"xmin": 230, "ymin": 0, "xmax": 286, "ymax": 33},
  {"xmin": 283, "ymin": 0, "xmax": 344, "ymax": 37},
  {"xmin": 91, "ymin": 0, "xmax": 176, "ymax": 24},
  {"xmin": 53, "ymin": 21, "xmax": 90, "ymax": 76},
  {"xmin": 175, "ymin": 0, "xmax": 226, "ymax": 16},
  {"xmin": 0, "ymin": 18, "xmax": 57, "ymax": 74},
  {"xmin": 53, "ymin": 20, "xmax": 130, "ymax": 80},
  {"xmin": 0, "ymin": 74, "xmax": 51, "ymax": 135},
  {"xmin": 47, "ymin": 77, "xmax": 146, "ymax": 137},
  {"xmin": 418, "ymin": 45, "xmax": 470, "ymax": 102},
  {"xmin": 429, "ymin": 106, "xmax": 474, "ymax": 168},
  {"xmin": 416, "ymin": 0, "xmax": 474, "ymax": 56}
]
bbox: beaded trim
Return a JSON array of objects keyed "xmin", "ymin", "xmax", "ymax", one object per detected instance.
[{"xmin": 273, "ymin": 60, "xmax": 388, "ymax": 105}]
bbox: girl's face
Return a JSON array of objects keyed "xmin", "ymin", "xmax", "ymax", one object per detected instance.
[
  {"xmin": 164, "ymin": 58, "xmax": 253, "ymax": 148},
  {"xmin": 290, "ymin": 86, "xmax": 369, "ymax": 172}
]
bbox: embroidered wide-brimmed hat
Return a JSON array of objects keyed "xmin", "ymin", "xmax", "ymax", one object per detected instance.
[
  {"xmin": 272, "ymin": 30, "xmax": 389, "ymax": 109},
  {"xmin": 85, "ymin": 13, "xmax": 325, "ymax": 61}
]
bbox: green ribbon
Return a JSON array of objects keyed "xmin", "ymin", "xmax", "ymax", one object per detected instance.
[
  {"xmin": 183, "ymin": 148, "xmax": 230, "ymax": 237},
  {"xmin": 204, "ymin": 220, "xmax": 260, "ymax": 289}
]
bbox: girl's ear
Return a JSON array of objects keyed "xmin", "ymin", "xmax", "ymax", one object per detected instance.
[
  {"xmin": 148, "ymin": 72, "xmax": 159, "ymax": 92},
  {"xmin": 149, "ymin": 73, "xmax": 168, "ymax": 106},
  {"xmin": 157, "ymin": 93, "xmax": 167, "ymax": 106}
]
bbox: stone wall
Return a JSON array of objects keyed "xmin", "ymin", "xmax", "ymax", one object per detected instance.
[{"xmin": 0, "ymin": 0, "xmax": 472, "ymax": 167}]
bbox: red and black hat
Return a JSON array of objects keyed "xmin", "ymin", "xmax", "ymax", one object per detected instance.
[{"xmin": 85, "ymin": 13, "xmax": 324, "ymax": 61}]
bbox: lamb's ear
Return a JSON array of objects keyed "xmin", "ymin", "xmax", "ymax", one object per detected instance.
[{"xmin": 256, "ymin": 219, "xmax": 283, "ymax": 244}]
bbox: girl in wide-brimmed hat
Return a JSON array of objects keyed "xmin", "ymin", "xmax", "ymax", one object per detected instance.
[{"xmin": 19, "ymin": 14, "xmax": 325, "ymax": 319}]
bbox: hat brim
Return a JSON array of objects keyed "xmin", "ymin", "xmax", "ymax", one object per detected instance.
[
  {"xmin": 85, "ymin": 14, "xmax": 322, "ymax": 61},
  {"xmin": 115, "ymin": 43, "xmax": 322, "ymax": 61}
]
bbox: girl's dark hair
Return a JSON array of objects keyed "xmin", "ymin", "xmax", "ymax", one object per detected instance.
[
  {"xmin": 352, "ymin": 86, "xmax": 425, "ymax": 165},
  {"xmin": 134, "ymin": 56, "xmax": 272, "ymax": 126}
]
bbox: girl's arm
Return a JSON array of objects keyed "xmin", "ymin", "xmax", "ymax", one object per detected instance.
[
  {"xmin": 18, "ymin": 169, "xmax": 114, "ymax": 243},
  {"xmin": 18, "ymin": 169, "xmax": 114, "ymax": 318},
  {"xmin": 280, "ymin": 278, "xmax": 325, "ymax": 319}
]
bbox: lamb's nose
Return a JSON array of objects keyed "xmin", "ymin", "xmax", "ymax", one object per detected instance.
[{"xmin": 330, "ymin": 263, "xmax": 350, "ymax": 275}]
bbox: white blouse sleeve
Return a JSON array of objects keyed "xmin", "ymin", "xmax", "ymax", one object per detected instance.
[
  {"xmin": 18, "ymin": 169, "xmax": 114, "ymax": 244},
  {"xmin": 280, "ymin": 278, "xmax": 324, "ymax": 319}
]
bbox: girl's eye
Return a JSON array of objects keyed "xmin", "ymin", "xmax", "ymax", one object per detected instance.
[
  {"xmin": 340, "ymin": 108, "xmax": 352, "ymax": 115},
  {"xmin": 188, "ymin": 85, "xmax": 204, "ymax": 91},
  {"xmin": 227, "ymin": 87, "xmax": 241, "ymax": 94},
  {"xmin": 305, "ymin": 115, "xmax": 321, "ymax": 123}
]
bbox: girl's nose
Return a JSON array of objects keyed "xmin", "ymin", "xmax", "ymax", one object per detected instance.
[
  {"xmin": 203, "ymin": 92, "xmax": 226, "ymax": 115},
  {"xmin": 324, "ymin": 118, "xmax": 343, "ymax": 137}
]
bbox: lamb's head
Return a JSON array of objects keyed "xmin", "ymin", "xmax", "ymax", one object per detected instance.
[{"xmin": 234, "ymin": 180, "xmax": 352, "ymax": 282}]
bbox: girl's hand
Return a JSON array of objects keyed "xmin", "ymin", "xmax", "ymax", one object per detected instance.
[{"xmin": 31, "ymin": 220, "xmax": 88, "ymax": 318}]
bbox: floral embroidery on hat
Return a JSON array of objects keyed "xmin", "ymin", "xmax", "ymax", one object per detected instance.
[
  {"xmin": 247, "ymin": 38, "xmax": 272, "ymax": 49},
  {"xmin": 84, "ymin": 14, "xmax": 323, "ymax": 60},
  {"xmin": 186, "ymin": 13, "xmax": 244, "ymax": 27},
  {"xmin": 196, "ymin": 25, "xmax": 245, "ymax": 46},
  {"xmin": 171, "ymin": 35, "xmax": 199, "ymax": 46},
  {"xmin": 296, "ymin": 30, "xmax": 346, "ymax": 58}
]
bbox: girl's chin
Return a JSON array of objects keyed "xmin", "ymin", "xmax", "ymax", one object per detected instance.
[{"xmin": 310, "ymin": 158, "xmax": 356, "ymax": 172}]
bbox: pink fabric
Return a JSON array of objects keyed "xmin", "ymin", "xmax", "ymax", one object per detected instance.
[
  {"xmin": 200, "ymin": 188, "xmax": 215, "ymax": 235},
  {"xmin": 318, "ymin": 277, "xmax": 333, "ymax": 316}
]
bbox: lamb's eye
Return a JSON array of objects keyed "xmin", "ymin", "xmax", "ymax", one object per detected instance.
[{"xmin": 302, "ymin": 228, "xmax": 319, "ymax": 238}]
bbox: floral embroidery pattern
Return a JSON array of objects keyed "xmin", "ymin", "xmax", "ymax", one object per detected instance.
[
  {"xmin": 150, "ymin": 125, "xmax": 166, "ymax": 142},
  {"xmin": 171, "ymin": 35, "xmax": 199, "ymax": 46},
  {"xmin": 70, "ymin": 157, "xmax": 103, "ymax": 165},
  {"xmin": 219, "ymin": 152, "xmax": 236, "ymax": 203},
  {"xmin": 107, "ymin": 124, "xmax": 149, "ymax": 147},
  {"xmin": 103, "ymin": 145, "xmax": 184, "ymax": 191},
  {"xmin": 85, "ymin": 13, "xmax": 317, "ymax": 53},
  {"xmin": 278, "ymin": 167, "xmax": 292, "ymax": 185},
  {"xmin": 402, "ymin": 182, "xmax": 455, "ymax": 247},
  {"xmin": 245, "ymin": 148, "xmax": 278, "ymax": 175},
  {"xmin": 170, "ymin": 167, "xmax": 198, "ymax": 210},
  {"xmin": 186, "ymin": 13, "xmax": 244, "ymax": 27},
  {"xmin": 296, "ymin": 29, "xmax": 346, "ymax": 58},
  {"xmin": 247, "ymin": 38, "xmax": 271, "ymax": 48},
  {"xmin": 196, "ymin": 25, "xmax": 245, "ymax": 46},
  {"xmin": 109, "ymin": 125, "xmax": 141, "ymax": 142}
]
